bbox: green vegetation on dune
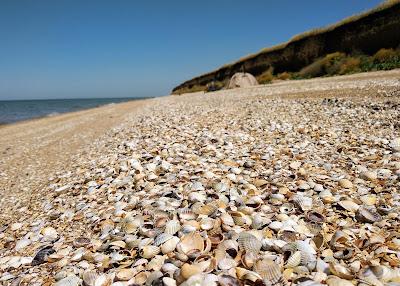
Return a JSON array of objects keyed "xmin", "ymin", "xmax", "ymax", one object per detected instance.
[{"xmin": 173, "ymin": 0, "xmax": 400, "ymax": 95}]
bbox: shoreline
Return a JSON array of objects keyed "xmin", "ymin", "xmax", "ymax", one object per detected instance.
[{"xmin": 0, "ymin": 97, "xmax": 153, "ymax": 128}]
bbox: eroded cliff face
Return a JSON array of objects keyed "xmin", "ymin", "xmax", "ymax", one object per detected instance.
[{"xmin": 172, "ymin": 2, "xmax": 400, "ymax": 94}]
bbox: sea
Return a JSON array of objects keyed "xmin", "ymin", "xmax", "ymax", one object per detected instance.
[{"xmin": 0, "ymin": 97, "xmax": 145, "ymax": 125}]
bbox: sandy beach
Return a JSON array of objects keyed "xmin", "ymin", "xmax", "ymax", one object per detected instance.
[{"xmin": 0, "ymin": 70, "xmax": 399, "ymax": 285}]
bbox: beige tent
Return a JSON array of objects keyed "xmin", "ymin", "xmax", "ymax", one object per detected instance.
[{"xmin": 227, "ymin": 72, "xmax": 258, "ymax": 89}]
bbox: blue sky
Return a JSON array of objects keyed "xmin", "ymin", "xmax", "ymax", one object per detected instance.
[{"xmin": 0, "ymin": 0, "xmax": 383, "ymax": 100}]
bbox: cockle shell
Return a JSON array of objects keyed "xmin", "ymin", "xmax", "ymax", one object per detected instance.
[
  {"xmin": 229, "ymin": 211, "xmax": 251, "ymax": 226},
  {"xmin": 83, "ymin": 271, "xmax": 99, "ymax": 286},
  {"xmin": 140, "ymin": 245, "xmax": 160, "ymax": 259},
  {"xmin": 286, "ymin": 251, "xmax": 302, "ymax": 268},
  {"xmin": 116, "ymin": 268, "xmax": 135, "ymax": 281},
  {"xmin": 254, "ymin": 259, "xmax": 282, "ymax": 284},
  {"xmin": 292, "ymin": 195, "xmax": 313, "ymax": 211},
  {"xmin": 178, "ymin": 232, "xmax": 205, "ymax": 257},
  {"xmin": 55, "ymin": 275, "xmax": 82, "ymax": 286},
  {"xmin": 220, "ymin": 213, "xmax": 235, "ymax": 226},
  {"xmin": 161, "ymin": 236, "xmax": 180, "ymax": 254},
  {"xmin": 154, "ymin": 233, "xmax": 173, "ymax": 246},
  {"xmin": 165, "ymin": 220, "xmax": 181, "ymax": 235},
  {"xmin": 238, "ymin": 232, "xmax": 262, "ymax": 254}
]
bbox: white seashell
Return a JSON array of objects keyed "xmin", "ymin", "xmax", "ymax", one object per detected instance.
[
  {"xmin": 55, "ymin": 275, "xmax": 82, "ymax": 286},
  {"xmin": 154, "ymin": 233, "xmax": 173, "ymax": 246},
  {"xmin": 140, "ymin": 245, "xmax": 160, "ymax": 259},
  {"xmin": 238, "ymin": 232, "xmax": 262, "ymax": 254},
  {"xmin": 268, "ymin": 221, "xmax": 283, "ymax": 231},
  {"xmin": 83, "ymin": 271, "xmax": 99, "ymax": 286},
  {"xmin": 116, "ymin": 269, "xmax": 135, "ymax": 281},
  {"xmin": 15, "ymin": 239, "xmax": 31, "ymax": 251},
  {"xmin": 41, "ymin": 226, "xmax": 58, "ymax": 240},
  {"xmin": 161, "ymin": 236, "xmax": 180, "ymax": 254},
  {"xmin": 390, "ymin": 137, "xmax": 400, "ymax": 152},
  {"xmin": 338, "ymin": 200, "xmax": 360, "ymax": 212},
  {"xmin": 165, "ymin": 220, "xmax": 181, "ymax": 235}
]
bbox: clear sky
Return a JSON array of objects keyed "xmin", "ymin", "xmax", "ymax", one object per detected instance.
[{"xmin": 0, "ymin": 0, "xmax": 383, "ymax": 100}]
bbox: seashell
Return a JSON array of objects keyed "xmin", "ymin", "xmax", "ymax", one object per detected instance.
[
  {"xmin": 188, "ymin": 192, "xmax": 207, "ymax": 203},
  {"xmin": 390, "ymin": 137, "xmax": 400, "ymax": 152},
  {"xmin": 270, "ymin": 193, "xmax": 285, "ymax": 204},
  {"xmin": 360, "ymin": 171, "xmax": 377, "ymax": 181},
  {"xmin": 162, "ymin": 277, "xmax": 177, "ymax": 286},
  {"xmin": 55, "ymin": 275, "xmax": 82, "ymax": 286},
  {"xmin": 222, "ymin": 240, "xmax": 239, "ymax": 258},
  {"xmin": 140, "ymin": 245, "xmax": 160, "ymax": 259},
  {"xmin": 319, "ymin": 190, "xmax": 334, "ymax": 203},
  {"xmin": 306, "ymin": 211, "xmax": 325, "ymax": 223},
  {"xmin": 360, "ymin": 195, "xmax": 377, "ymax": 206},
  {"xmin": 238, "ymin": 232, "xmax": 262, "ymax": 254},
  {"xmin": 218, "ymin": 274, "xmax": 240, "ymax": 286},
  {"xmin": 292, "ymin": 195, "xmax": 313, "ymax": 211},
  {"xmin": 356, "ymin": 206, "xmax": 382, "ymax": 223},
  {"xmin": 235, "ymin": 267, "xmax": 262, "ymax": 282},
  {"xmin": 32, "ymin": 246, "xmax": 55, "ymax": 266},
  {"xmin": 326, "ymin": 277, "xmax": 354, "ymax": 286},
  {"xmin": 109, "ymin": 240, "xmax": 126, "ymax": 249},
  {"xmin": 161, "ymin": 236, "xmax": 180, "ymax": 254},
  {"xmin": 194, "ymin": 254, "xmax": 217, "ymax": 273},
  {"xmin": 329, "ymin": 263, "xmax": 354, "ymax": 279},
  {"xmin": 74, "ymin": 237, "xmax": 91, "ymax": 248},
  {"xmin": 268, "ymin": 221, "xmax": 283, "ymax": 231},
  {"xmin": 254, "ymin": 258, "xmax": 282, "ymax": 284},
  {"xmin": 147, "ymin": 255, "xmax": 166, "ymax": 271},
  {"xmin": 179, "ymin": 208, "xmax": 197, "ymax": 220},
  {"xmin": 337, "ymin": 200, "xmax": 360, "ymax": 212},
  {"xmin": 339, "ymin": 179, "xmax": 353, "ymax": 189},
  {"xmin": 178, "ymin": 232, "xmax": 205, "ymax": 258},
  {"xmin": 333, "ymin": 249, "xmax": 354, "ymax": 260},
  {"xmin": 116, "ymin": 268, "xmax": 135, "ymax": 281},
  {"xmin": 165, "ymin": 220, "xmax": 181, "ymax": 235},
  {"xmin": 15, "ymin": 239, "xmax": 31, "ymax": 251},
  {"xmin": 10, "ymin": 222, "xmax": 23, "ymax": 231},
  {"xmin": 229, "ymin": 211, "xmax": 251, "ymax": 226},
  {"xmin": 220, "ymin": 213, "xmax": 235, "ymax": 226},
  {"xmin": 218, "ymin": 257, "xmax": 237, "ymax": 270},
  {"xmin": 41, "ymin": 226, "xmax": 58, "ymax": 240},
  {"xmin": 181, "ymin": 263, "xmax": 204, "ymax": 280},
  {"xmin": 83, "ymin": 271, "xmax": 99, "ymax": 286},
  {"xmin": 241, "ymin": 252, "xmax": 257, "ymax": 269},
  {"xmin": 154, "ymin": 233, "xmax": 173, "ymax": 246},
  {"xmin": 280, "ymin": 203, "xmax": 295, "ymax": 214},
  {"xmin": 133, "ymin": 271, "xmax": 149, "ymax": 285},
  {"xmin": 286, "ymin": 251, "xmax": 302, "ymax": 268},
  {"xmin": 200, "ymin": 217, "xmax": 215, "ymax": 230},
  {"xmin": 369, "ymin": 265, "xmax": 398, "ymax": 282}
]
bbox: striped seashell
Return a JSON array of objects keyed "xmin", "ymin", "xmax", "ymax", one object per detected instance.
[
  {"xmin": 178, "ymin": 208, "xmax": 197, "ymax": 220},
  {"xmin": 161, "ymin": 236, "xmax": 180, "ymax": 254},
  {"xmin": 197, "ymin": 203, "xmax": 218, "ymax": 216},
  {"xmin": 254, "ymin": 259, "xmax": 282, "ymax": 285},
  {"xmin": 164, "ymin": 220, "xmax": 181, "ymax": 235},
  {"xmin": 140, "ymin": 245, "xmax": 160, "ymax": 259},
  {"xmin": 82, "ymin": 271, "xmax": 98, "ymax": 286},
  {"xmin": 238, "ymin": 232, "xmax": 262, "ymax": 254},
  {"xmin": 154, "ymin": 233, "xmax": 174, "ymax": 246},
  {"xmin": 236, "ymin": 267, "xmax": 263, "ymax": 282},
  {"xmin": 292, "ymin": 195, "xmax": 313, "ymax": 211},
  {"xmin": 286, "ymin": 251, "xmax": 302, "ymax": 268},
  {"xmin": 54, "ymin": 275, "xmax": 82, "ymax": 286}
]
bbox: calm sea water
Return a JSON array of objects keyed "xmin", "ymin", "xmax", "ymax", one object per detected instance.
[{"xmin": 0, "ymin": 98, "xmax": 144, "ymax": 124}]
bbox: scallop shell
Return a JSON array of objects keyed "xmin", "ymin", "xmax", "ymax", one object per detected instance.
[
  {"xmin": 165, "ymin": 220, "xmax": 181, "ymax": 235},
  {"xmin": 200, "ymin": 217, "xmax": 215, "ymax": 230},
  {"xmin": 238, "ymin": 232, "xmax": 262, "ymax": 254},
  {"xmin": 254, "ymin": 259, "xmax": 282, "ymax": 284}
]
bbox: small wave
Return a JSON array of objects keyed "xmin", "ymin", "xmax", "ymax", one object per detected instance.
[{"xmin": 47, "ymin": 112, "xmax": 60, "ymax": 117}]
